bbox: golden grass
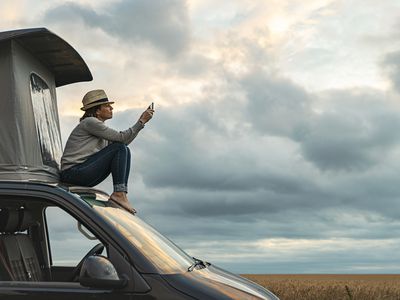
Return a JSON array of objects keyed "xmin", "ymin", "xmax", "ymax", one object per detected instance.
[{"xmin": 241, "ymin": 274, "xmax": 400, "ymax": 300}]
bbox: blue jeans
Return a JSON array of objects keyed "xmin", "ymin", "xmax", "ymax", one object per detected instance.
[{"xmin": 60, "ymin": 142, "xmax": 131, "ymax": 192}]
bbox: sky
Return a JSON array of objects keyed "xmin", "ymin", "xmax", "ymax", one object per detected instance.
[{"xmin": 2, "ymin": 0, "xmax": 400, "ymax": 274}]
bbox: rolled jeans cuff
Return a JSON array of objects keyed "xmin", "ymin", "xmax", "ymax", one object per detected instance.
[{"xmin": 114, "ymin": 184, "xmax": 127, "ymax": 193}]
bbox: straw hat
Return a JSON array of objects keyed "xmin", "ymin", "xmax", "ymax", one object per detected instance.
[{"xmin": 81, "ymin": 89, "xmax": 115, "ymax": 111}]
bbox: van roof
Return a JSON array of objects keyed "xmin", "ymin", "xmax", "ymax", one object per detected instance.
[{"xmin": 0, "ymin": 27, "xmax": 92, "ymax": 87}]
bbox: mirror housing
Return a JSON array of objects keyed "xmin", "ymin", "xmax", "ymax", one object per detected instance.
[
  {"xmin": 79, "ymin": 255, "xmax": 127, "ymax": 289},
  {"xmin": 80, "ymin": 277, "xmax": 127, "ymax": 289}
]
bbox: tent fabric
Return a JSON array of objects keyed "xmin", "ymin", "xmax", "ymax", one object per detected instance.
[
  {"xmin": 0, "ymin": 28, "xmax": 93, "ymax": 183},
  {"xmin": 0, "ymin": 40, "xmax": 62, "ymax": 182}
]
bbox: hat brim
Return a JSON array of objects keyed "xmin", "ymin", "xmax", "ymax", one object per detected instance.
[{"xmin": 81, "ymin": 101, "xmax": 115, "ymax": 111}]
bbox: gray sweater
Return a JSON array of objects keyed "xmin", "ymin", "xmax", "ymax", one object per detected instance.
[{"xmin": 61, "ymin": 117, "xmax": 144, "ymax": 171}]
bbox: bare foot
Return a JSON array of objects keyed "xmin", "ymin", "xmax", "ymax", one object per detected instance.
[{"xmin": 109, "ymin": 192, "xmax": 136, "ymax": 214}]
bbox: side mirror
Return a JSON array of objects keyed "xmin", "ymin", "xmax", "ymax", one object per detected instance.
[{"xmin": 79, "ymin": 255, "xmax": 127, "ymax": 289}]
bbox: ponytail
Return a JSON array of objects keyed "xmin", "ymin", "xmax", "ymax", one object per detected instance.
[{"xmin": 80, "ymin": 106, "xmax": 99, "ymax": 122}]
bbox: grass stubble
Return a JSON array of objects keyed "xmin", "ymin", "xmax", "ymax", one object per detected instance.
[{"xmin": 242, "ymin": 274, "xmax": 400, "ymax": 300}]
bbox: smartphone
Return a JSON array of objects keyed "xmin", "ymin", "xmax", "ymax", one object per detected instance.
[{"xmin": 148, "ymin": 102, "xmax": 154, "ymax": 110}]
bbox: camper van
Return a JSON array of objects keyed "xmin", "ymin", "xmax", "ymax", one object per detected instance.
[{"xmin": 0, "ymin": 28, "xmax": 279, "ymax": 300}]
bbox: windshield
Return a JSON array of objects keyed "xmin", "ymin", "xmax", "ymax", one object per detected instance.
[{"xmin": 94, "ymin": 206, "xmax": 194, "ymax": 274}]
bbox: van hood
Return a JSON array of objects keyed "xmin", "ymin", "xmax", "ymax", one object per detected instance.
[{"xmin": 162, "ymin": 265, "xmax": 279, "ymax": 300}]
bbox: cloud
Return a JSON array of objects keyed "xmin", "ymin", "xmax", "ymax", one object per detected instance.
[
  {"xmin": 239, "ymin": 68, "xmax": 312, "ymax": 140},
  {"xmin": 383, "ymin": 51, "xmax": 400, "ymax": 93},
  {"xmin": 110, "ymin": 99, "xmax": 314, "ymax": 194},
  {"xmin": 44, "ymin": 0, "xmax": 191, "ymax": 57},
  {"xmin": 299, "ymin": 89, "xmax": 400, "ymax": 171},
  {"xmin": 237, "ymin": 65, "xmax": 400, "ymax": 172}
]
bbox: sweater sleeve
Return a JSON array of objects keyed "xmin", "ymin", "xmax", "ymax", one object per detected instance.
[{"xmin": 82, "ymin": 117, "xmax": 144, "ymax": 145}]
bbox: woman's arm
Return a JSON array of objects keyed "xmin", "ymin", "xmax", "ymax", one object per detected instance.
[{"xmin": 83, "ymin": 117, "xmax": 144, "ymax": 144}]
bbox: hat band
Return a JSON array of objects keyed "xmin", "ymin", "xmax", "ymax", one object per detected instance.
[{"xmin": 88, "ymin": 98, "xmax": 109, "ymax": 106}]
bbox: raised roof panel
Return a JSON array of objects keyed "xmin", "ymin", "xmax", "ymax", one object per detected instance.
[{"xmin": 0, "ymin": 28, "xmax": 92, "ymax": 87}]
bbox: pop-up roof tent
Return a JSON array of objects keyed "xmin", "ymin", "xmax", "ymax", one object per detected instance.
[{"xmin": 0, "ymin": 28, "xmax": 92, "ymax": 182}]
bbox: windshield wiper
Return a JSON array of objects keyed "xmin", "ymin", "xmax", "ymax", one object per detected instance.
[{"xmin": 188, "ymin": 257, "xmax": 210, "ymax": 272}]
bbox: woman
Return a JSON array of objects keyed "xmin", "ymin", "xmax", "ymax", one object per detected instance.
[{"xmin": 60, "ymin": 89, "xmax": 154, "ymax": 213}]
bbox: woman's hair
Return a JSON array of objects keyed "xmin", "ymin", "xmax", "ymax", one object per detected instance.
[{"xmin": 80, "ymin": 106, "xmax": 100, "ymax": 122}]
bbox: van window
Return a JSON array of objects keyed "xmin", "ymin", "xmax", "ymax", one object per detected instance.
[
  {"xmin": 29, "ymin": 73, "xmax": 62, "ymax": 169},
  {"xmin": 45, "ymin": 207, "xmax": 101, "ymax": 266}
]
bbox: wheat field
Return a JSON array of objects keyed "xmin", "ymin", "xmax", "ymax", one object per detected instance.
[{"xmin": 242, "ymin": 274, "xmax": 400, "ymax": 300}]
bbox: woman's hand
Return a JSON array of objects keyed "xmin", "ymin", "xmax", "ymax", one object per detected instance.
[{"xmin": 139, "ymin": 108, "xmax": 154, "ymax": 125}]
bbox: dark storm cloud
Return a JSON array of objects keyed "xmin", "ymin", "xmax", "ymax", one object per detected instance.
[
  {"xmin": 148, "ymin": 188, "xmax": 327, "ymax": 218},
  {"xmin": 137, "ymin": 178, "xmax": 400, "ymax": 241},
  {"xmin": 237, "ymin": 65, "xmax": 400, "ymax": 171},
  {"xmin": 239, "ymin": 68, "xmax": 312, "ymax": 140},
  {"xmin": 299, "ymin": 90, "xmax": 400, "ymax": 171},
  {"xmin": 111, "ymin": 103, "xmax": 318, "ymax": 194},
  {"xmin": 44, "ymin": 0, "xmax": 190, "ymax": 56}
]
